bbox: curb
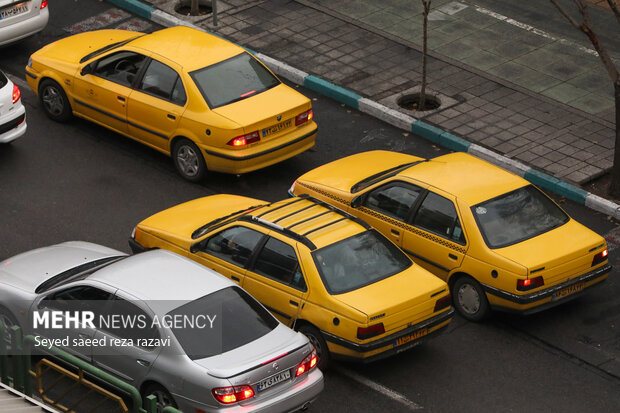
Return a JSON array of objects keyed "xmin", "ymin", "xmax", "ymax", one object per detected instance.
[{"xmin": 107, "ymin": 0, "xmax": 620, "ymax": 221}]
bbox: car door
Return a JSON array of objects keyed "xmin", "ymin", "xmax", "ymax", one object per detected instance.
[
  {"xmin": 242, "ymin": 234, "xmax": 307, "ymax": 327},
  {"xmin": 126, "ymin": 57, "xmax": 186, "ymax": 151},
  {"xmin": 91, "ymin": 293, "xmax": 160, "ymax": 385},
  {"xmin": 33, "ymin": 284, "xmax": 114, "ymax": 362},
  {"xmin": 192, "ymin": 225, "xmax": 266, "ymax": 285},
  {"xmin": 403, "ymin": 189, "xmax": 468, "ymax": 280},
  {"xmin": 72, "ymin": 50, "xmax": 147, "ymax": 134},
  {"xmin": 353, "ymin": 180, "xmax": 424, "ymax": 245}
]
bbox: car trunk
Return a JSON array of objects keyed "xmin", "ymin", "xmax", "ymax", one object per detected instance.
[
  {"xmin": 212, "ymin": 84, "xmax": 311, "ymax": 145},
  {"xmin": 0, "ymin": 0, "xmax": 41, "ymax": 27},
  {"xmin": 333, "ymin": 267, "xmax": 448, "ymax": 334},
  {"xmin": 494, "ymin": 219, "xmax": 606, "ymax": 286}
]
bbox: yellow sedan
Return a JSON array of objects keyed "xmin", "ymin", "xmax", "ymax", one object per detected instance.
[
  {"xmin": 130, "ymin": 195, "xmax": 454, "ymax": 367},
  {"xmin": 25, "ymin": 26, "xmax": 317, "ymax": 181},
  {"xmin": 291, "ymin": 151, "xmax": 611, "ymax": 321}
]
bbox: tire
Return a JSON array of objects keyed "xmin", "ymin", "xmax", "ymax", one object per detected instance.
[
  {"xmin": 38, "ymin": 79, "xmax": 72, "ymax": 122},
  {"xmin": 142, "ymin": 383, "xmax": 177, "ymax": 413},
  {"xmin": 171, "ymin": 139, "xmax": 206, "ymax": 182},
  {"xmin": 298, "ymin": 324, "xmax": 329, "ymax": 370},
  {"xmin": 452, "ymin": 276, "xmax": 491, "ymax": 322}
]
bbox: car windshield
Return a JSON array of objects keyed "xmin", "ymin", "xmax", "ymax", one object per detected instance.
[
  {"xmin": 167, "ymin": 286, "xmax": 278, "ymax": 360},
  {"xmin": 312, "ymin": 230, "xmax": 412, "ymax": 294},
  {"xmin": 473, "ymin": 185, "xmax": 569, "ymax": 249},
  {"xmin": 0, "ymin": 71, "xmax": 7, "ymax": 89},
  {"xmin": 190, "ymin": 52, "xmax": 280, "ymax": 109}
]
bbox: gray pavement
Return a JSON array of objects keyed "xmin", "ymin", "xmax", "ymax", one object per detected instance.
[{"xmin": 145, "ymin": 0, "xmax": 618, "ymax": 186}]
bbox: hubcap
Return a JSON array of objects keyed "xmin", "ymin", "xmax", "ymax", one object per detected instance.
[
  {"xmin": 176, "ymin": 144, "xmax": 199, "ymax": 177},
  {"xmin": 458, "ymin": 283, "xmax": 480, "ymax": 315},
  {"xmin": 153, "ymin": 390, "xmax": 173, "ymax": 413},
  {"xmin": 42, "ymin": 86, "xmax": 64, "ymax": 116}
]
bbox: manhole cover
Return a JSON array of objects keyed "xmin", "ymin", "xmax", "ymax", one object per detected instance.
[{"xmin": 397, "ymin": 93, "xmax": 441, "ymax": 111}]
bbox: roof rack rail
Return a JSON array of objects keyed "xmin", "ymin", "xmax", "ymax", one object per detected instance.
[
  {"xmin": 297, "ymin": 194, "xmax": 371, "ymax": 230},
  {"xmin": 191, "ymin": 203, "xmax": 269, "ymax": 239},
  {"xmin": 239, "ymin": 215, "xmax": 316, "ymax": 250}
]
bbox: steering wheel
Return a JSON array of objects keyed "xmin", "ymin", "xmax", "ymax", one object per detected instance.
[{"xmin": 114, "ymin": 59, "xmax": 136, "ymax": 73}]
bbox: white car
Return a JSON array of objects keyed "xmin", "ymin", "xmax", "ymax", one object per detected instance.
[
  {"xmin": 0, "ymin": 70, "xmax": 26, "ymax": 143},
  {"xmin": 0, "ymin": 0, "xmax": 49, "ymax": 47}
]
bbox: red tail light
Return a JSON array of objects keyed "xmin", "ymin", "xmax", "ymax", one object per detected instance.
[
  {"xmin": 212, "ymin": 385, "xmax": 254, "ymax": 404},
  {"xmin": 517, "ymin": 276, "xmax": 544, "ymax": 291},
  {"xmin": 357, "ymin": 323, "xmax": 385, "ymax": 340},
  {"xmin": 227, "ymin": 131, "xmax": 260, "ymax": 147},
  {"xmin": 592, "ymin": 249, "xmax": 608, "ymax": 266},
  {"xmin": 40, "ymin": 0, "xmax": 48, "ymax": 8},
  {"xmin": 434, "ymin": 294, "xmax": 452, "ymax": 312},
  {"xmin": 296, "ymin": 348, "xmax": 318, "ymax": 377},
  {"xmin": 12, "ymin": 84, "xmax": 20, "ymax": 104},
  {"xmin": 295, "ymin": 109, "xmax": 313, "ymax": 126}
]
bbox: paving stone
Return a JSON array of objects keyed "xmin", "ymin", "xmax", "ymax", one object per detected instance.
[
  {"xmin": 530, "ymin": 157, "xmax": 554, "ymax": 169},
  {"xmin": 515, "ymin": 150, "xmax": 539, "ymax": 163},
  {"xmin": 531, "ymin": 145, "xmax": 553, "ymax": 156}
]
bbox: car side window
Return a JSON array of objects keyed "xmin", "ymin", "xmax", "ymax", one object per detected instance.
[
  {"xmin": 42, "ymin": 286, "xmax": 113, "ymax": 316},
  {"xmin": 253, "ymin": 237, "xmax": 306, "ymax": 291},
  {"xmin": 205, "ymin": 226, "xmax": 264, "ymax": 267},
  {"xmin": 100, "ymin": 297, "xmax": 159, "ymax": 349},
  {"xmin": 138, "ymin": 59, "xmax": 186, "ymax": 105},
  {"xmin": 364, "ymin": 183, "xmax": 422, "ymax": 221},
  {"xmin": 413, "ymin": 192, "xmax": 466, "ymax": 244},
  {"xmin": 93, "ymin": 51, "xmax": 146, "ymax": 87}
]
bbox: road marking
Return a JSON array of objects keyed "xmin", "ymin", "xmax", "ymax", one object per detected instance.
[
  {"xmin": 64, "ymin": 8, "xmax": 131, "ymax": 34},
  {"xmin": 335, "ymin": 366, "xmax": 423, "ymax": 410}
]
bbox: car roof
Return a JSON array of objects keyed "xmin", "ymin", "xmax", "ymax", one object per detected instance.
[
  {"xmin": 399, "ymin": 152, "xmax": 527, "ymax": 205},
  {"xmin": 246, "ymin": 196, "xmax": 371, "ymax": 250},
  {"xmin": 90, "ymin": 249, "xmax": 233, "ymax": 304},
  {"xmin": 129, "ymin": 26, "xmax": 246, "ymax": 71}
]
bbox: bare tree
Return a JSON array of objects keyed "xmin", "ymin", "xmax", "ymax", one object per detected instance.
[
  {"xmin": 191, "ymin": 0, "xmax": 199, "ymax": 16},
  {"xmin": 550, "ymin": 0, "xmax": 620, "ymax": 197},
  {"xmin": 419, "ymin": 0, "xmax": 431, "ymax": 111}
]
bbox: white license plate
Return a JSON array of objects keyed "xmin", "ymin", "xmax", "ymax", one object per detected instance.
[
  {"xmin": 0, "ymin": 4, "xmax": 29, "ymax": 19},
  {"xmin": 256, "ymin": 370, "xmax": 291, "ymax": 392},
  {"xmin": 262, "ymin": 119, "xmax": 292, "ymax": 137}
]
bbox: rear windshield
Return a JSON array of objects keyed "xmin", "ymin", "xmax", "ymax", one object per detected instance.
[
  {"xmin": 167, "ymin": 286, "xmax": 278, "ymax": 359},
  {"xmin": 190, "ymin": 52, "xmax": 280, "ymax": 109},
  {"xmin": 473, "ymin": 185, "xmax": 569, "ymax": 249},
  {"xmin": 0, "ymin": 71, "xmax": 7, "ymax": 89},
  {"xmin": 312, "ymin": 230, "xmax": 412, "ymax": 294}
]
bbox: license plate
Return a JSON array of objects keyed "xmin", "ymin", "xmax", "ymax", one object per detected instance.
[
  {"xmin": 394, "ymin": 328, "xmax": 428, "ymax": 348},
  {"xmin": 0, "ymin": 3, "xmax": 29, "ymax": 19},
  {"xmin": 553, "ymin": 282, "xmax": 584, "ymax": 300},
  {"xmin": 262, "ymin": 119, "xmax": 292, "ymax": 137},
  {"xmin": 256, "ymin": 370, "xmax": 291, "ymax": 392}
]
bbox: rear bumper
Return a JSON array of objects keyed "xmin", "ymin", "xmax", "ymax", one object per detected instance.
[
  {"xmin": 0, "ymin": 105, "xmax": 26, "ymax": 143},
  {"xmin": 0, "ymin": 9, "xmax": 49, "ymax": 47},
  {"xmin": 484, "ymin": 264, "xmax": 612, "ymax": 315},
  {"xmin": 324, "ymin": 308, "xmax": 454, "ymax": 363}
]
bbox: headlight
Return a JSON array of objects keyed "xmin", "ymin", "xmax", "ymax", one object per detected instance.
[
  {"xmin": 288, "ymin": 181, "xmax": 296, "ymax": 196},
  {"xmin": 27, "ymin": 57, "xmax": 33, "ymax": 68},
  {"xmin": 130, "ymin": 226, "xmax": 136, "ymax": 239}
]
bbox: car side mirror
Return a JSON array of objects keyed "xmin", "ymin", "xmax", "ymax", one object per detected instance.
[
  {"xmin": 190, "ymin": 240, "xmax": 206, "ymax": 254},
  {"xmin": 80, "ymin": 64, "xmax": 93, "ymax": 76},
  {"xmin": 351, "ymin": 195, "xmax": 363, "ymax": 208}
]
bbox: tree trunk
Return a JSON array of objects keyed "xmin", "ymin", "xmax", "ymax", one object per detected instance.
[
  {"xmin": 191, "ymin": 0, "xmax": 199, "ymax": 16},
  {"xmin": 419, "ymin": 1, "xmax": 431, "ymax": 111},
  {"xmin": 609, "ymin": 81, "xmax": 620, "ymax": 197}
]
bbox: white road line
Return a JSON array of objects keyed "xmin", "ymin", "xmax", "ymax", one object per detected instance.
[
  {"xmin": 335, "ymin": 366, "xmax": 423, "ymax": 410},
  {"xmin": 471, "ymin": 3, "xmax": 600, "ymax": 56}
]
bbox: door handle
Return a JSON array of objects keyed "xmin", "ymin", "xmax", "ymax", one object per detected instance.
[
  {"xmin": 231, "ymin": 276, "xmax": 240, "ymax": 282},
  {"xmin": 448, "ymin": 253, "xmax": 458, "ymax": 260},
  {"xmin": 391, "ymin": 229, "xmax": 400, "ymax": 236},
  {"xmin": 78, "ymin": 333, "xmax": 90, "ymax": 339},
  {"xmin": 289, "ymin": 300, "xmax": 299, "ymax": 307},
  {"xmin": 137, "ymin": 359, "xmax": 151, "ymax": 367},
  {"xmin": 167, "ymin": 114, "xmax": 176, "ymax": 120},
  {"xmin": 117, "ymin": 96, "xmax": 126, "ymax": 102}
]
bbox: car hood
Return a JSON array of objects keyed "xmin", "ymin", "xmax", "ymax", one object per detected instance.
[
  {"xmin": 137, "ymin": 194, "xmax": 267, "ymax": 242},
  {"xmin": 33, "ymin": 30, "xmax": 142, "ymax": 65},
  {"xmin": 295, "ymin": 150, "xmax": 423, "ymax": 196},
  {"xmin": 0, "ymin": 242, "xmax": 126, "ymax": 293}
]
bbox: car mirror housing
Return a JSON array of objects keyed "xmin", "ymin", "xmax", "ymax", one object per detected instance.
[
  {"xmin": 351, "ymin": 195, "xmax": 363, "ymax": 208},
  {"xmin": 80, "ymin": 64, "xmax": 93, "ymax": 76}
]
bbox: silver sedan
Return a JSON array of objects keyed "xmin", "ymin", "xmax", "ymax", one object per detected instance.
[{"xmin": 0, "ymin": 241, "xmax": 323, "ymax": 412}]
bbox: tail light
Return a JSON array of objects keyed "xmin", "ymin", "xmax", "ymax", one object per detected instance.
[
  {"xmin": 12, "ymin": 85, "xmax": 20, "ymax": 104},
  {"xmin": 295, "ymin": 109, "xmax": 313, "ymax": 126},
  {"xmin": 296, "ymin": 348, "xmax": 318, "ymax": 377},
  {"xmin": 592, "ymin": 249, "xmax": 608, "ymax": 266},
  {"xmin": 212, "ymin": 385, "xmax": 254, "ymax": 404},
  {"xmin": 357, "ymin": 323, "xmax": 385, "ymax": 340},
  {"xmin": 517, "ymin": 276, "xmax": 544, "ymax": 291},
  {"xmin": 227, "ymin": 131, "xmax": 260, "ymax": 147},
  {"xmin": 40, "ymin": 0, "xmax": 47, "ymax": 8},
  {"xmin": 434, "ymin": 294, "xmax": 452, "ymax": 312}
]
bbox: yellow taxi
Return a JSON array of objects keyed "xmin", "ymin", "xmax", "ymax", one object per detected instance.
[
  {"xmin": 130, "ymin": 194, "xmax": 454, "ymax": 367},
  {"xmin": 25, "ymin": 26, "xmax": 317, "ymax": 181},
  {"xmin": 290, "ymin": 151, "xmax": 612, "ymax": 321}
]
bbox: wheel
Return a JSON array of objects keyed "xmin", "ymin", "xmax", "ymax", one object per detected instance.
[
  {"xmin": 298, "ymin": 324, "xmax": 329, "ymax": 370},
  {"xmin": 143, "ymin": 383, "xmax": 177, "ymax": 413},
  {"xmin": 38, "ymin": 79, "xmax": 72, "ymax": 122},
  {"xmin": 172, "ymin": 139, "xmax": 206, "ymax": 182},
  {"xmin": 452, "ymin": 276, "xmax": 490, "ymax": 322}
]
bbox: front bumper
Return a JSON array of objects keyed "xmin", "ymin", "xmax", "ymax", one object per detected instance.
[
  {"xmin": 484, "ymin": 263, "xmax": 612, "ymax": 315},
  {"xmin": 324, "ymin": 308, "xmax": 454, "ymax": 363}
]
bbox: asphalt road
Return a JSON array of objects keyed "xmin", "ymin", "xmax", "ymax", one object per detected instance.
[{"xmin": 1, "ymin": 1, "xmax": 620, "ymax": 412}]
